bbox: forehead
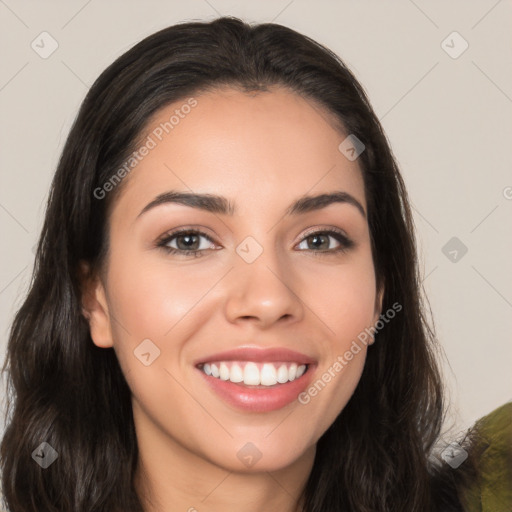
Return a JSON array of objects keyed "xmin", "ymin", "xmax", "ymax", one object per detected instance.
[{"xmin": 110, "ymin": 86, "xmax": 366, "ymax": 221}]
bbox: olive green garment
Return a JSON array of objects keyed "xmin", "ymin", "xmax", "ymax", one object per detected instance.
[{"xmin": 460, "ymin": 402, "xmax": 512, "ymax": 512}]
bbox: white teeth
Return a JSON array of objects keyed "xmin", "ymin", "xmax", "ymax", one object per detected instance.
[
  {"xmin": 243, "ymin": 362, "xmax": 260, "ymax": 385},
  {"xmin": 200, "ymin": 361, "xmax": 309, "ymax": 386},
  {"xmin": 219, "ymin": 362, "xmax": 230, "ymax": 380},
  {"xmin": 288, "ymin": 363, "xmax": 297, "ymax": 381},
  {"xmin": 296, "ymin": 364, "xmax": 306, "ymax": 378},
  {"xmin": 276, "ymin": 364, "xmax": 289, "ymax": 384},
  {"xmin": 260, "ymin": 363, "xmax": 277, "ymax": 386},
  {"xmin": 230, "ymin": 363, "xmax": 244, "ymax": 383}
]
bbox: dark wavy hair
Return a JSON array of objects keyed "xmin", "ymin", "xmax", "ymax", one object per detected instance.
[{"xmin": 1, "ymin": 15, "xmax": 463, "ymax": 512}]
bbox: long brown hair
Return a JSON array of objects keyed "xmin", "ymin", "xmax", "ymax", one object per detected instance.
[{"xmin": 1, "ymin": 16, "xmax": 449, "ymax": 511}]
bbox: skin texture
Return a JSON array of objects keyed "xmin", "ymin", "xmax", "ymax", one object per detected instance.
[{"xmin": 81, "ymin": 86, "xmax": 384, "ymax": 512}]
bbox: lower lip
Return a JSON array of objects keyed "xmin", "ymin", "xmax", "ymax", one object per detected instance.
[{"xmin": 197, "ymin": 366, "xmax": 315, "ymax": 412}]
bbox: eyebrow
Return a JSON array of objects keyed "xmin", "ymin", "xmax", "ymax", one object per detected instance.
[{"xmin": 136, "ymin": 190, "xmax": 366, "ymax": 220}]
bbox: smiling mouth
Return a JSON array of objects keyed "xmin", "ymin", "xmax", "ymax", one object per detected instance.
[{"xmin": 197, "ymin": 361, "xmax": 309, "ymax": 387}]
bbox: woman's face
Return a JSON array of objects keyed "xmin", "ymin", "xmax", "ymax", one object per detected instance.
[{"xmin": 85, "ymin": 86, "xmax": 383, "ymax": 474}]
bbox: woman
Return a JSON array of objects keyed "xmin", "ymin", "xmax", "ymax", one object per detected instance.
[{"xmin": 1, "ymin": 16, "xmax": 509, "ymax": 512}]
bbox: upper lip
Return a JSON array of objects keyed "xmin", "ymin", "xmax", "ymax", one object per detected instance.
[{"xmin": 194, "ymin": 346, "xmax": 317, "ymax": 366}]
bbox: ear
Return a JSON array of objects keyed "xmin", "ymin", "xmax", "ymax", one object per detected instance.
[
  {"xmin": 369, "ymin": 284, "xmax": 385, "ymax": 346},
  {"xmin": 79, "ymin": 261, "xmax": 113, "ymax": 348}
]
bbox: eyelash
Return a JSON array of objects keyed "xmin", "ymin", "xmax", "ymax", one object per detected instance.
[{"xmin": 156, "ymin": 227, "xmax": 354, "ymax": 258}]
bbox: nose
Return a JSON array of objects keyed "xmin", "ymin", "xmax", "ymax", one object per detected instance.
[{"xmin": 223, "ymin": 245, "xmax": 305, "ymax": 329}]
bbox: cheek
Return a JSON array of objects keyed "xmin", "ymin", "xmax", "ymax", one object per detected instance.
[
  {"xmin": 295, "ymin": 254, "xmax": 377, "ymax": 425},
  {"xmin": 104, "ymin": 245, "xmax": 226, "ymax": 384},
  {"xmin": 106, "ymin": 249, "xmax": 212, "ymax": 338},
  {"xmin": 301, "ymin": 254, "xmax": 378, "ymax": 343}
]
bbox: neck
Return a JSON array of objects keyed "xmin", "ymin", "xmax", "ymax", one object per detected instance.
[{"xmin": 132, "ymin": 407, "xmax": 315, "ymax": 512}]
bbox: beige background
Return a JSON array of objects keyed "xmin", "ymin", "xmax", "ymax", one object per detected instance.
[{"xmin": 1, "ymin": 0, "xmax": 511, "ymax": 442}]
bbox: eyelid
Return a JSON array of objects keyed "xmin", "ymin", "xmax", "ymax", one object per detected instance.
[
  {"xmin": 298, "ymin": 225, "xmax": 350, "ymax": 243},
  {"xmin": 155, "ymin": 226, "xmax": 217, "ymax": 245}
]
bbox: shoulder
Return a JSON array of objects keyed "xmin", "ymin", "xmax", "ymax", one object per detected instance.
[
  {"xmin": 429, "ymin": 402, "xmax": 512, "ymax": 512},
  {"xmin": 458, "ymin": 402, "xmax": 512, "ymax": 512}
]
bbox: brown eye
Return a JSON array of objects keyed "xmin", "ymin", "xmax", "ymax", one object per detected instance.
[
  {"xmin": 296, "ymin": 229, "xmax": 354, "ymax": 254},
  {"xmin": 157, "ymin": 229, "xmax": 217, "ymax": 257},
  {"xmin": 173, "ymin": 232, "xmax": 201, "ymax": 251}
]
